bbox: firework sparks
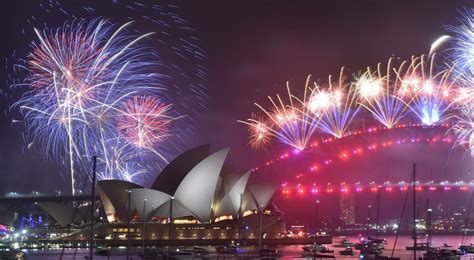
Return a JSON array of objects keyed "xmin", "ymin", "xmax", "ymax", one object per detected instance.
[
  {"xmin": 307, "ymin": 69, "xmax": 359, "ymax": 138},
  {"xmin": 242, "ymin": 113, "xmax": 273, "ymax": 150},
  {"xmin": 118, "ymin": 96, "xmax": 173, "ymax": 149},
  {"xmin": 446, "ymin": 8, "xmax": 474, "ymax": 87},
  {"xmin": 401, "ymin": 55, "xmax": 456, "ymax": 126},
  {"xmin": 447, "ymin": 9, "xmax": 474, "ymax": 156},
  {"xmin": 356, "ymin": 58, "xmax": 412, "ymax": 129},
  {"xmin": 239, "ymin": 80, "xmax": 319, "ymax": 150},
  {"xmin": 12, "ymin": 19, "xmax": 183, "ymax": 194},
  {"xmin": 451, "ymin": 104, "xmax": 474, "ymax": 156}
]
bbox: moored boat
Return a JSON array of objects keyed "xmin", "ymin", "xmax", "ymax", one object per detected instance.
[
  {"xmin": 0, "ymin": 249, "xmax": 26, "ymax": 260},
  {"xmin": 459, "ymin": 244, "xmax": 474, "ymax": 254},
  {"xmin": 334, "ymin": 239, "xmax": 354, "ymax": 248},
  {"xmin": 302, "ymin": 243, "xmax": 334, "ymax": 253},
  {"xmin": 259, "ymin": 248, "xmax": 282, "ymax": 258},
  {"xmin": 339, "ymin": 246, "xmax": 355, "ymax": 256},
  {"xmin": 406, "ymin": 242, "xmax": 430, "ymax": 251}
]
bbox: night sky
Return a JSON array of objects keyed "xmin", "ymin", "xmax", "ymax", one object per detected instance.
[{"xmin": 0, "ymin": 0, "xmax": 471, "ymax": 194}]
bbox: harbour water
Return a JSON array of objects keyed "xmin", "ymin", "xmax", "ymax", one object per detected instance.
[{"xmin": 23, "ymin": 235, "xmax": 474, "ymax": 259}]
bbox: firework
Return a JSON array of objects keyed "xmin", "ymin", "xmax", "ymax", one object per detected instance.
[
  {"xmin": 307, "ymin": 69, "xmax": 360, "ymax": 138},
  {"xmin": 239, "ymin": 80, "xmax": 319, "ymax": 150},
  {"xmin": 8, "ymin": 0, "xmax": 206, "ymax": 193},
  {"xmin": 13, "ymin": 19, "xmax": 182, "ymax": 194},
  {"xmin": 242, "ymin": 113, "xmax": 273, "ymax": 150},
  {"xmin": 451, "ymin": 104, "xmax": 474, "ymax": 157},
  {"xmin": 118, "ymin": 96, "xmax": 173, "ymax": 149},
  {"xmin": 446, "ymin": 8, "xmax": 474, "ymax": 87},
  {"xmin": 447, "ymin": 9, "xmax": 474, "ymax": 156},
  {"xmin": 355, "ymin": 58, "xmax": 412, "ymax": 129},
  {"xmin": 400, "ymin": 55, "xmax": 456, "ymax": 126}
]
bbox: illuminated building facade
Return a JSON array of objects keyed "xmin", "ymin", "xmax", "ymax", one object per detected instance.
[{"xmin": 339, "ymin": 193, "xmax": 355, "ymax": 225}]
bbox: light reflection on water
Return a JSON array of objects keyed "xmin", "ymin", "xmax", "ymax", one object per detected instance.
[{"xmin": 25, "ymin": 235, "xmax": 474, "ymax": 259}]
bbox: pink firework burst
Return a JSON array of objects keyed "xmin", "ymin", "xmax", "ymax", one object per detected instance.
[{"xmin": 118, "ymin": 96, "xmax": 172, "ymax": 148}]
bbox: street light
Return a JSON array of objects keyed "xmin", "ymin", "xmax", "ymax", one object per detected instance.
[
  {"xmin": 168, "ymin": 197, "xmax": 174, "ymax": 259},
  {"xmin": 126, "ymin": 189, "xmax": 132, "ymax": 260},
  {"xmin": 258, "ymin": 204, "xmax": 264, "ymax": 250},
  {"xmin": 142, "ymin": 198, "xmax": 147, "ymax": 255},
  {"xmin": 366, "ymin": 205, "xmax": 372, "ymax": 238},
  {"xmin": 315, "ymin": 200, "xmax": 320, "ymax": 235}
]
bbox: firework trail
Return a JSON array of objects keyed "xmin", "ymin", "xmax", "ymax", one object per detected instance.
[
  {"xmin": 446, "ymin": 8, "xmax": 474, "ymax": 87},
  {"xmin": 241, "ymin": 113, "xmax": 273, "ymax": 150},
  {"xmin": 239, "ymin": 79, "xmax": 320, "ymax": 150},
  {"xmin": 451, "ymin": 104, "xmax": 474, "ymax": 157},
  {"xmin": 8, "ymin": 1, "xmax": 206, "ymax": 193},
  {"xmin": 355, "ymin": 57, "xmax": 412, "ymax": 129},
  {"xmin": 12, "ymin": 19, "xmax": 180, "ymax": 194},
  {"xmin": 118, "ymin": 96, "xmax": 176, "ymax": 154},
  {"xmin": 399, "ymin": 55, "xmax": 456, "ymax": 126},
  {"xmin": 307, "ymin": 69, "xmax": 359, "ymax": 138},
  {"xmin": 241, "ymin": 55, "xmax": 459, "ymax": 151},
  {"xmin": 446, "ymin": 9, "xmax": 474, "ymax": 156}
]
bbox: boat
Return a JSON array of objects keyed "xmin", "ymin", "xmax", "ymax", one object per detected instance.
[
  {"xmin": 138, "ymin": 247, "xmax": 167, "ymax": 259},
  {"xmin": 339, "ymin": 247, "xmax": 355, "ymax": 256},
  {"xmin": 367, "ymin": 237, "xmax": 387, "ymax": 244},
  {"xmin": 406, "ymin": 242, "xmax": 431, "ymax": 251},
  {"xmin": 216, "ymin": 244, "xmax": 241, "ymax": 255},
  {"xmin": 356, "ymin": 239, "xmax": 400, "ymax": 259},
  {"xmin": 359, "ymin": 255, "xmax": 400, "ymax": 260},
  {"xmin": 259, "ymin": 248, "xmax": 282, "ymax": 258},
  {"xmin": 171, "ymin": 248, "xmax": 193, "ymax": 256},
  {"xmin": 0, "ymin": 249, "xmax": 26, "ymax": 259},
  {"xmin": 192, "ymin": 246, "xmax": 209, "ymax": 256},
  {"xmin": 334, "ymin": 239, "xmax": 354, "ymax": 248},
  {"xmin": 423, "ymin": 248, "xmax": 461, "ymax": 260},
  {"xmin": 356, "ymin": 237, "xmax": 386, "ymax": 250},
  {"xmin": 459, "ymin": 244, "xmax": 474, "ymax": 254},
  {"xmin": 458, "ymin": 191, "xmax": 474, "ymax": 254},
  {"xmin": 302, "ymin": 243, "xmax": 334, "ymax": 253},
  {"xmin": 359, "ymin": 242, "xmax": 382, "ymax": 255},
  {"xmin": 301, "ymin": 251, "xmax": 336, "ymax": 258},
  {"xmin": 94, "ymin": 248, "xmax": 110, "ymax": 256}
]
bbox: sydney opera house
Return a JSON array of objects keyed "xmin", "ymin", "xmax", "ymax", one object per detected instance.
[{"xmin": 37, "ymin": 145, "xmax": 286, "ymax": 244}]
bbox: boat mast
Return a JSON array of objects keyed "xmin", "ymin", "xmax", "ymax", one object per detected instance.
[
  {"xmin": 89, "ymin": 156, "xmax": 97, "ymax": 260},
  {"xmin": 375, "ymin": 187, "xmax": 381, "ymax": 238},
  {"xmin": 461, "ymin": 191, "xmax": 474, "ymax": 247},
  {"xmin": 412, "ymin": 163, "xmax": 417, "ymax": 260}
]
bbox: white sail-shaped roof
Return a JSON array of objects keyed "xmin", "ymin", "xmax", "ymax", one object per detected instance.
[
  {"xmin": 173, "ymin": 148, "xmax": 229, "ymax": 222},
  {"xmin": 38, "ymin": 202, "xmax": 90, "ymax": 227},
  {"xmin": 248, "ymin": 183, "xmax": 278, "ymax": 210},
  {"xmin": 130, "ymin": 188, "xmax": 171, "ymax": 221},
  {"xmin": 227, "ymin": 171, "xmax": 250, "ymax": 214},
  {"xmin": 214, "ymin": 170, "xmax": 251, "ymax": 217},
  {"xmin": 98, "ymin": 180, "xmax": 142, "ymax": 222},
  {"xmin": 240, "ymin": 189, "xmax": 258, "ymax": 213},
  {"xmin": 152, "ymin": 145, "xmax": 210, "ymax": 194},
  {"xmin": 213, "ymin": 195, "xmax": 234, "ymax": 217},
  {"xmin": 151, "ymin": 198, "xmax": 197, "ymax": 219}
]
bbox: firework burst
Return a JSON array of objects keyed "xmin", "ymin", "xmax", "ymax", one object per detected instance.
[
  {"xmin": 446, "ymin": 8, "xmax": 474, "ymax": 87},
  {"xmin": 242, "ymin": 113, "xmax": 273, "ymax": 150},
  {"xmin": 118, "ymin": 96, "xmax": 174, "ymax": 151},
  {"xmin": 12, "ymin": 19, "xmax": 182, "ymax": 193},
  {"xmin": 401, "ymin": 55, "xmax": 456, "ymax": 126},
  {"xmin": 355, "ymin": 57, "xmax": 412, "ymax": 129},
  {"xmin": 447, "ymin": 9, "xmax": 474, "ymax": 156},
  {"xmin": 7, "ymin": 0, "xmax": 206, "ymax": 193},
  {"xmin": 451, "ymin": 104, "xmax": 474, "ymax": 157},
  {"xmin": 239, "ymin": 80, "xmax": 319, "ymax": 150},
  {"xmin": 307, "ymin": 69, "xmax": 359, "ymax": 138}
]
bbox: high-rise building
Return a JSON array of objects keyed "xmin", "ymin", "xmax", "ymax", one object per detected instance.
[{"xmin": 339, "ymin": 193, "xmax": 355, "ymax": 225}]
